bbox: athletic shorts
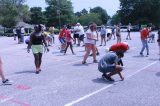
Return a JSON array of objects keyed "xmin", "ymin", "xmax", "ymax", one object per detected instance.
[
  {"xmin": 98, "ymin": 64, "xmax": 115, "ymax": 73},
  {"xmin": 107, "ymin": 33, "xmax": 111, "ymax": 37},
  {"xmin": 32, "ymin": 45, "xmax": 43, "ymax": 54},
  {"xmin": 101, "ymin": 34, "xmax": 106, "ymax": 38},
  {"xmin": 59, "ymin": 38, "xmax": 66, "ymax": 44},
  {"xmin": 74, "ymin": 34, "xmax": 79, "ymax": 38},
  {"xmin": 79, "ymin": 34, "xmax": 84, "ymax": 41}
]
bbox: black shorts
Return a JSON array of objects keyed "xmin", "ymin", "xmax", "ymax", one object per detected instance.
[
  {"xmin": 127, "ymin": 30, "xmax": 130, "ymax": 32},
  {"xmin": 79, "ymin": 34, "xmax": 84, "ymax": 41},
  {"xmin": 107, "ymin": 33, "xmax": 111, "ymax": 37},
  {"xmin": 74, "ymin": 34, "xmax": 79, "ymax": 38}
]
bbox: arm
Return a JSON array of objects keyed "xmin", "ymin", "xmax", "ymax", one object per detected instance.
[{"xmin": 27, "ymin": 34, "xmax": 33, "ymax": 52}]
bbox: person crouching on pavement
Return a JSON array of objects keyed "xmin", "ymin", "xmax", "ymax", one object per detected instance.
[{"xmin": 98, "ymin": 51, "xmax": 124, "ymax": 81}]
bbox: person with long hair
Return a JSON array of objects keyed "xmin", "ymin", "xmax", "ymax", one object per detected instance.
[
  {"xmin": 27, "ymin": 25, "xmax": 49, "ymax": 74},
  {"xmin": 82, "ymin": 22, "xmax": 98, "ymax": 64}
]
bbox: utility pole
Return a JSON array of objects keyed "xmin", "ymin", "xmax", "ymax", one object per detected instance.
[{"xmin": 57, "ymin": 0, "xmax": 61, "ymax": 30}]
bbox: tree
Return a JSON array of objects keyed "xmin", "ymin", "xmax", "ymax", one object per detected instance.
[
  {"xmin": 0, "ymin": 0, "xmax": 29, "ymax": 27},
  {"xmin": 78, "ymin": 13, "xmax": 102, "ymax": 26},
  {"xmin": 30, "ymin": 7, "xmax": 45, "ymax": 24},
  {"xmin": 45, "ymin": 0, "xmax": 74, "ymax": 27},
  {"xmin": 110, "ymin": 13, "xmax": 121, "ymax": 25},
  {"xmin": 119, "ymin": 0, "xmax": 160, "ymax": 26},
  {"xmin": 90, "ymin": 6, "xmax": 110, "ymax": 24}
]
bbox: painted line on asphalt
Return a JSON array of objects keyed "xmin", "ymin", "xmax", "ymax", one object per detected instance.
[{"xmin": 64, "ymin": 61, "xmax": 158, "ymax": 106}]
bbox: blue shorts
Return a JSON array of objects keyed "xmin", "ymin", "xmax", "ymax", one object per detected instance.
[
  {"xmin": 98, "ymin": 65, "xmax": 115, "ymax": 73},
  {"xmin": 59, "ymin": 38, "xmax": 66, "ymax": 44}
]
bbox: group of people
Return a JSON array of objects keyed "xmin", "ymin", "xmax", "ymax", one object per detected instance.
[
  {"xmin": 1, "ymin": 22, "xmax": 160, "ymax": 84},
  {"xmin": 13, "ymin": 26, "xmax": 25, "ymax": 44}
]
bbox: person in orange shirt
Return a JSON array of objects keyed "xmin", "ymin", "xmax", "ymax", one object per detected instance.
[{"xmin": 140, "ymin": 26, "xmax": 149, "ymax": 56}]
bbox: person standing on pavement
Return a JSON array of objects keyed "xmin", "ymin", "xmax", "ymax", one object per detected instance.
[
  {"xmin": 64, "ymin": 26, "xmax": 75, "ymax": 55},
  {"xmin": 140, "ymin": 26, "xmax": 150, "ymax": 56},
  {"xmin": 76, "ymin": 23, "xmax": 85, "ymax": 47},
  {"xmin": 82, "ymin": 22, "xmax": 98, "ymax": 64},
  {"xmin": 20, "ymin": 26, "xmax": 25, "ymax": 43},
  {"xmin": 59, "ymin": 26, "xmax": 67, "ymax": 53},
  {"xmin": 99, "ymin": 25, "xmax": 107, "ymax": 46},
  {"xmin": 27, "ymin": 25, "xmax": 49, "ymax": 74},
  {"xmin": 73, "ymin": 24, "xmax": 80, "ymax": 45},
  {"xmin": 126, "ymin": 23, "xmax": 131, "ymax": 40},
  {"xmin": 98, "ymin": 51, "xmax": 124, "ymax": 81},
  {"xmin": 0, "ymin": 56, "xmax": 11, "ymax": 84},
  {"xmin": 16, "ymin": 26, "xmax": 21, "ymax": 44},
  {"xmin": 13, "ymin": 27, "xmax": 17, "ymax": 41},
  {"xmin": 116, "ymin": 24, "xmax": 121, "ymax": 43}
]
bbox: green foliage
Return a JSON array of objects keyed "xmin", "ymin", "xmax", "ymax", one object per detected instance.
[
  {"xmin": 45, "ymin": 0, "xmax": 74, "ymax": 27},
  {"xmin": 77, "ymin": 13, "xmax": 102, "ymax": 26},
  {"xmin": 90, "ymin": 6, "xmax": 110, "ymax": 24},
  {"xmin": 0, "ymin": 0, "xmax": 29, "ymax": 27},
  {"xmin": 30, "ymin": 7, "xmax": 46, "ymax": 24},
  {"xmin": 110, "ymin": 13, "xmax": 121, "ymax": 25},
  {"xmin": 119, "ymin": 0, "xmax": 160, "ymax": 26}
]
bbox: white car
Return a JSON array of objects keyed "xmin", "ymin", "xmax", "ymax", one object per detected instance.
[{"xmin": 120, "ymin": 26, "xmax": 128, "ymax": 32}]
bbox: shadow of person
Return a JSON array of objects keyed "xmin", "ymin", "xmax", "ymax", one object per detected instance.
[
  {"xmin": 92, "ymin": 77, "xmax": 115, "ymax": 84},
  {"xmin": 15, "ymin": 70, "xmax": 35, "ymax": 74},
  {"xmin": 72, "ymin": 63, "xmax": 89, "ymax": 66},
  {"xmin": 148, "ymin": 58, "xmax": 160, "ymax": 61},
  {"xmin": 156, "ymin": 72, "xmax": 160, "ymax": 77},
  {"xmin": 132, "ymin": 55, "xmax": 145, "ymax": 58}
]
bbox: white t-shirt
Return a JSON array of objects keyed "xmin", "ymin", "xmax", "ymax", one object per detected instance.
[
  {"xmin": 13, "ymin": 28, "xmax": 17, "ymax": 34},
  {"xmin": 21, "ymin": 27, "xmax": 25, "ymax": 34},
  {"xmin": 84, "ymin": 29, "xmax": 97, "ymax": 45},
  {"xmin": 74, "ymin": 26, "xmax": 79, "ymax": 34},
  {"xmin": 77, "ymin": 25, "xmax": 85, "ymax": 36}
]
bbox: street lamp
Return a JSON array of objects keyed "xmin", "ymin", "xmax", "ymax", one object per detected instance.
[{"xmin": 56, "ymin": 0, "xmax": 61, "ymax": 30}]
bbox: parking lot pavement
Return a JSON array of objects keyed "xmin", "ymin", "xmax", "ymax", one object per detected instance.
[{"xmin": 0, "ymin": 32, "xmax": 160, "ymax": 106}]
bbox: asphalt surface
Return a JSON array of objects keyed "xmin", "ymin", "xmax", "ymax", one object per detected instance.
[{"xmin": 0, "ymin": 32, "xmax": 160, "ymax": 106}]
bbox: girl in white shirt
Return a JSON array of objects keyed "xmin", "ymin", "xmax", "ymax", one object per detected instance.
[{"xmin": 82, "ymin": 23, "xmax": 98, "ymax": 64}]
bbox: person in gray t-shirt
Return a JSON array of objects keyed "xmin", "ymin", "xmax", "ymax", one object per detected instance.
[{"xmin": 98, "ymin": 51, "xmax": 124, "ymax": 81}]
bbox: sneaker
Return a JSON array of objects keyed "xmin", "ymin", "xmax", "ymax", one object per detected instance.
[
  {"xmin": 140, "ymin": 52, "xmax": 143, "ymax": 56},
  {"xmin": 89, "ymin": 54, "xmax": 93, "ymax": 56},
  {"xmin": 82, "ymin": 61, "xmax": 86, "ymax": 64},
  {"xmin": 93, "ymin": 60, "xmax": 98, "ymax": 63},
  {"xmin": 35, "ymin": 71, "xmax": 40, "ymax": 74},
  {"xmin": 96, "ymin": 52, "xmax": 100, "ymax": 55},
  {"xmin": 2, "ymin": 79, "xmax": 12, "ymax": 84},
  {"xmin": 102, "ymin": 74, "xmax": 114, "ymax": 81}
]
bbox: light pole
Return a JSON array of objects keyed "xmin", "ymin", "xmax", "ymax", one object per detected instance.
[{"xmin": 56, "ymin": 0, "xmax": 61, "ymax": 30}]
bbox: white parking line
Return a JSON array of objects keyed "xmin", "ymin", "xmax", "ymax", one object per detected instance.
[{"xmin": 64, "ymin": 61, "xmax": 158, "ymax": 106}]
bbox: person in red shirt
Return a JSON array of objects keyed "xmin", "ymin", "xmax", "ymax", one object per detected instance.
[
  {"xmin": 59, "ymin": 26, "xmax": 67, "ymax": 52},
  {"xmin": 64, "ymin": 27, "xmax": 75, "ymax": 55},
  {"xmin": 109, "ymin": 42, "xmax": 129, "ymax": 66},
  {"xmin": 140, "ymin": 26, "xmax": 149, "ymax": 56}
]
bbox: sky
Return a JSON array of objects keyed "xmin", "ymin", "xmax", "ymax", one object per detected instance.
[{"xmin": 25, "ymin": 0, "xmax": 120, "ymax": 16}]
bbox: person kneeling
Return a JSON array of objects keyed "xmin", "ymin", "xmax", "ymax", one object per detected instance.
[{"xmin": 98, "ymin": 51, "xmax": 124, "ymax": 81}]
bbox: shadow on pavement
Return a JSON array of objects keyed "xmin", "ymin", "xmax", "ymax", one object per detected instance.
[
  {"xmin": 156, "ymin": 72, "xmax": 160, "ymax": 77},
  {"xmin": 72, "ymin": 63, "xmax": 89, "ymax": 66},
  {"xmin": 132, "ymin": 55, "xmax": 145, "ymax": 58},
  {"xmin": 148, "ymin": 58, "xmax": 159, "ymax": 61},
  {"xmin": 92, "ymin": 77, "xmax": 115, "ymax": 84},
  {"xmin": 15, "ymin": 70, "xmax": 35, "ymax": 74}
]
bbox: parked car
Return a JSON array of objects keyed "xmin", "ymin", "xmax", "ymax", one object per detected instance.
[
  {"xmin": 120, "ymin": 26, "xmax": 128, "ymax": 32},
  {"xmin": 131, "ymin": 25, "xmax": 140, "ymax": 32}
]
